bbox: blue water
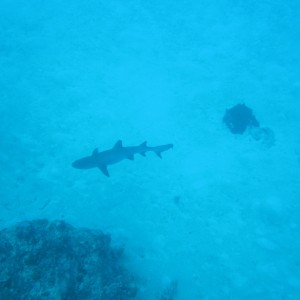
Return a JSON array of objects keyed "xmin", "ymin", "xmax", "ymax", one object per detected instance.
[{"xmin": 1, "ymin": 0, "xmax": 300, "ymax": 299}]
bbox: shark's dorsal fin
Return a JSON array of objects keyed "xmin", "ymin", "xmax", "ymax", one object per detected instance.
[
  {"xmin": 98, "ymin": 165, "xmax": 110, "ymax": 177},
  {"xmin": 140, "ymin": 141, "xmax": 147, "ymax": 156},
  {"xmin": 92, "ymin": 148, "xmax": 98, "ymax": 157},
  {"xmin": 113, "ymin": 140, "xmax": 123, "ymax": 149}
]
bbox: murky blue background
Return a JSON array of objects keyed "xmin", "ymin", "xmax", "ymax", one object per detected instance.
[{"xmin": 1, "ymin": 0, "xmax": 300, "ymax": 299}]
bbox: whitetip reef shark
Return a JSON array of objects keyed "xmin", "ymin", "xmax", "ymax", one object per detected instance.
[{"xmin": 72, "ymin": 140, "xmax": 173, "ymax": 177}]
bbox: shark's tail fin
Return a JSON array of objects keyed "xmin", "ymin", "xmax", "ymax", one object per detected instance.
[{"xmin": 154, "ymin": 144, "xmax": 173, "ymax": 158}]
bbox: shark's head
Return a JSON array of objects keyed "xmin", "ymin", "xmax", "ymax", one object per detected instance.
[
  {"xmin": 72, "ymin": 156, "xmax": 96, "ymax": 169},
  {"xmin": 72, "ymin": 160, "xmax": 80, "ymax": 169},
  {"xmin": 72, "ymin": 159, "xmax": 85, "ymax": 169},
  {"xmin": 72, "ymin": 148, "xmax": 99, "ymax": 170}
]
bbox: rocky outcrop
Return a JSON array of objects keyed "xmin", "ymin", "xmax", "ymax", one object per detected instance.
[{"xmin": 0, "ymin": 219, "xmax": 137, "ymax": 300}]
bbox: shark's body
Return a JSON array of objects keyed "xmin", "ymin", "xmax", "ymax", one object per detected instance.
[{"xmin": 72, "ymin": 140, "xmax": 173, "ymax": 177}]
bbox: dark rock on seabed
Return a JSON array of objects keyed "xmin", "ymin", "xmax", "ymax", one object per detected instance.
[{"xmin": 223, "ymin": 103, "xmax": 260, "ymax": 134}]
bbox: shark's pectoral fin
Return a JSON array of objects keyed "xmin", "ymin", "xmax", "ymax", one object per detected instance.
[
  {"xmin": 140, "ymin": 152, "xmax": 146, "ymax": 157},
  {"xmin": 98, "ymin": 165, "xmax": 110, "ymax": 177},
  {"xmin": 127, "ymin": 154, "xmax": 134, "ymax": 160}
]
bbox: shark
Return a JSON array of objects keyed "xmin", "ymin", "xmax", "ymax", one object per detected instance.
[{"xmin": 72, "ymin": 140, "xmax": 173, "ymax": 177}]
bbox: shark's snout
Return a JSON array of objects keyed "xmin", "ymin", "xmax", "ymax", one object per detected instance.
[
  {"xmin": 72, "ymin": 160, "xmax": 81, "ymax": 169},
  {"xmin": 72, "ymin": 156, "xmax": 97, "ymax": 169}
]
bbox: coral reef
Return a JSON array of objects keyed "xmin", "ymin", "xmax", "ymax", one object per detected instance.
[{"xmin": 0, "ymin": 219, "xmax": 137, "ymax": 300}]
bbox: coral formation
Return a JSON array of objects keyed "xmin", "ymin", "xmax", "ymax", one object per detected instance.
[
  {"xmin": 0, "ymin": 219, "xmax": 137, "ymax": 300},
  {"xmin": 223, "ymin": 104, "xmax": 259, "ymax": 134},
  {"xmin": 223, "ymin": 103, "xmax": 275, "ymax": 147},
  {"xmin": 249, "ymin": 126, "xmax": 275, "ymax": 148}
]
